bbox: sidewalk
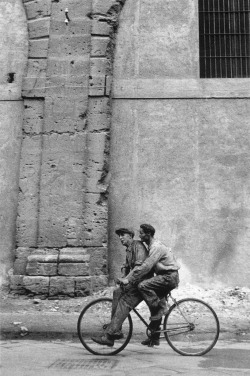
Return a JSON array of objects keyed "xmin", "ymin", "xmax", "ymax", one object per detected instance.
[{"xmin": 1, "ymin": 284, "xmax": 250, "ymax": 341}]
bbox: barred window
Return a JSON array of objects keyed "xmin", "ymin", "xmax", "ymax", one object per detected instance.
[{"xmin": 199, "ymin": 0, "xmax": 250, "ymax": 78}]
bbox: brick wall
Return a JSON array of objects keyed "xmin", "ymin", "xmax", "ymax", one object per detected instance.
[{"xmin": 10, "ymin": 0, "xmax": 127, "ymax": 297}]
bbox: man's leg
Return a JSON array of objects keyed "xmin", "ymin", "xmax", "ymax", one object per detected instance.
[
  {"xmin": 141, "ymin": 318, "xmax": 162, "ymax": 347},
  {"xmin": 92, "ymin": 285, "xmax": 142, "ymax": 346},
  {"xmin": 112, "ymin": 286, "xmax": 123, "ymax": 317},
  {"xmin": 138, "ymin": 272, "xmax": 179, "ymax": 320}
]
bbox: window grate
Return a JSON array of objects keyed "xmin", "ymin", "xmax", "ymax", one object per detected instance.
[{"xmin": 199, "ymin": 0, "xmax": 250, "ymax": 78}]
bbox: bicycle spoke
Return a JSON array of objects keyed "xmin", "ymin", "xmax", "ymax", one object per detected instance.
[
  {"xmin": 164, "ymin": 298, "xmax": 220, "ymax": 356},
  {"xmin": 77, "ymin": 298, "xmax": 133, "ymax": 356}
]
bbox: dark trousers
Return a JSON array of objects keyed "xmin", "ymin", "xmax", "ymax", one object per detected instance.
[
  {"xmin": 107, "ymin": 271, "xmax": 179, "ymax": 336},
  {"xmin": 138, "ymin": 271, "xmax": 179, "ymax": 312}
]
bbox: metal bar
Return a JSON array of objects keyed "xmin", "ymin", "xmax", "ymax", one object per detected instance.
[
  {"xmin": 245, "ymin": 0, "xmax": 249, "ymax": 76},
  {"xmin": 228, "ymin": 0, "xmax": 233, "ymax": 77},
  {"xmin": 213, "ymin": 0, "xmax": 217, "ymax": 77},
  {"xmin": 203, "ymin": 0, "xmax": 207, "ymax": 77},
  {"xmin": 218, "ymin": 0, "xmax": 222, "ymax": 76},
  {"xmin": 238, "ymin": 0, "xmax": 243, "ymax": 76},
  {"xmin": 208, "ymin": 0, "xmax": 212, "ymax": 77},
  {"xmin": 132, "ymin": 307, "xmax": 149, "ymax": 328},
  {"xmin": 223, "ymin": 0, "xmax": 227, "ymax": 77},
  {"xmin": 243, "ymin": 0, "xmax": 247, "ymax": 76},
  {"xmin": 232, "ymin": 0, "xmax": 237, "ymax": 76}
]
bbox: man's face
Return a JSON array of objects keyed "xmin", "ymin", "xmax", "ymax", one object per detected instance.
[
  {"xmin": 139, "ymin": 228, "xmax": 150, "ymax": 243},
  {"xmin": 119, "ymin": 232, "xmax": 133, "ymax": 247}
]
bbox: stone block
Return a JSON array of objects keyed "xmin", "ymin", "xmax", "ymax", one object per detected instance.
[
  {"xmin": 105, "ymin": 75, "xmax": 112, "ymax": 96},
  {"xmin": 59, "ymin": 249, "xmax": 90, "ymax": 263},
  {"xmin": 51, "ymin": 0, "xmax": 92, "ymax": 20},
  {"xmin": 91, "ymin": 275, "xmax": 108, "ymax": 291},
  {"xmin": 75, "ymin": 277, "xmax": 91, "ymax": 297},
  {"xmin": 91, "ymin": 37, "xmax": 109, "ymax": 57},
  {"xmin": 29, "ymin": 39, "xmax": 49, "ymax": 58},
  {"xmin": 26, "ymin": 262, "xmax": 57, "ymax": 276},
  {"xmin": 49, "ymin": 276, "xmax": 75, "ymax": 296},
  {"xmin": 16, "ymin": 217, "xmax": 39, "ymax": 249},
  {"xmin": 22, "ymin": 59, "xmax": 47, "ymax": 97},
  {"xmin": 58, "ymin": 263, "xmax": 89, "ymax": 276},
  {"xmin": 13, "ymin": 247, "xmax": 34, "ymax": 275},
  {"xmin": 88, "ymin": 97, "xmax": 110, "ymax": 114},
  {"xmin": 92, "ymin": 0, "xmax": 117, "ymax": 13},
  {"xmin": 23, "ymin": 276, "xmax": 49, "ymax": 295},
  {"xmin": 9, "ymin": 275, "xmax": 26, "ymax": 294},
  {"xmin": 88, "ymin": 113, "xmax": 110, "ymax": 132},
  {"xmin": 44, "ymin": 95, "xmax": 88, "ymax": 133},
  {"xmin": 45, "ymin": 58, "xmax": 89, "ymax": 93},
  {"xmin": 22, "ymin": 76, "xmax": 46, "ymax": 97},
  {"xmin": 48, "ymin": 35, "xmax": 91, "ymax": 57},
  {"xmin": 91, "ymin": 19, "xmax": 111, "ymax": 36},
  {"xmin": 24, "ymin": 0, "xmax": 51, "ymax": 19},
  {"xmin": 89, "ymin": 76, "xmax": 105, "ymax": 96},
  {"xmin": 28, "ymin": 18, "xmax": 51, "ymax": 39},
  {"xmin": 90, "ymin": 58, "xmax": 109, "ymax": 75},
  {"xmin": 18, "ymin": 136, "xmax": 42, "ymax": 194},
  {"xmin": 50, "ymin": 19, "xmax": 91, "ymax": 36},
  {"xmin": 87, "ymin": 132, "xmax": 106, "ymax": 164},
  {"xmin": 27, "ymin": 254, "xmax": 58, "ymax": 263},
  {"xmin": 23, "ymin": 99, "xmax": 44, "ymax": 134},
  {"xmin": 17, "ymin": 134, "xmax": 42, "ymax": 247},
  {"xmin": 86, "ymin": 170, "xmax": 105, "ymax": 193},
  {"xmin": 84, "ymin": 193, "xmax": 108, "ymax": 247},
  {"xmin": 88, "ymin": 247, "xmax": 108, "ymax": 275}
]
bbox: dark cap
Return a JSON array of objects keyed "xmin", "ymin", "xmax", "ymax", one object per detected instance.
[{"xmin": 115, "ymin": 228, "xmax": 135, "ymax": 237}]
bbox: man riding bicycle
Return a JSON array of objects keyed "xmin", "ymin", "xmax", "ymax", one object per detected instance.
[
  {"xmin": 92, "ymin": 224, "xmax": 180, "ymax": 347},
  {"xmin": 110, "ymin": 227, "xmax": 151, "ymax": 338}
]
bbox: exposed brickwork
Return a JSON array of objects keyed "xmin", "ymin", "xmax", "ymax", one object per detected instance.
[{"xmin": 10, "ymin": 0, "xmax": 127, "ymax": 296}]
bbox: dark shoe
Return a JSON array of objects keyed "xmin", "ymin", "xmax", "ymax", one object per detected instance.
[
  {"xmin": 111, "ymin": 331, "xmax": 124, "ymax": 340},
  {"xmin": 141, "ymin": 338, "xmax": 160, "ymax": 347},
  {"xmin": 91, "ymin": 334, "xmax": 114, "ymax": 347}
]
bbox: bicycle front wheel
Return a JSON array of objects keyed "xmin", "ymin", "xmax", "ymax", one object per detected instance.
[
  {"xmin": 77, "ymin": 297, "xmax": 133, "ymax": 355},
  {"xmin": 163, "ymin": 298, "xmax": 220, "ymax": 356}
]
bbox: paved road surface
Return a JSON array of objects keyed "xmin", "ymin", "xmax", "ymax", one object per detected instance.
[{"xmin": 1, "ymin": 339, "xmax": 249, "ymax": 376}]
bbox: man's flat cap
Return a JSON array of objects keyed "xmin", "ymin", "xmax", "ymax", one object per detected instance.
[{"xmin": 115, "ymin": 228, "xmax": 135, "ymax": 237}]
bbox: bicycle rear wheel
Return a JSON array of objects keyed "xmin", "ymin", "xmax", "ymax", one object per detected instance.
[
  {"xmin": 77, "ymin": 297, "xmax": 133, "ymax": 355},
  {"xmin": 163, "ymin": 298, "xmax": 220, "ymax": 356}
]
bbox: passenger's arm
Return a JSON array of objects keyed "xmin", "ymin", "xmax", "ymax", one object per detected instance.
[{"xmin": 127, "ymin": 246, "xmax": 162, "ymax": 284}]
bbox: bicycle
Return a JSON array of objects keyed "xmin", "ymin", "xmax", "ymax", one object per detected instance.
[{"xmin": 77, "ymin": 290, "xmax": 220, "ymax": 356}]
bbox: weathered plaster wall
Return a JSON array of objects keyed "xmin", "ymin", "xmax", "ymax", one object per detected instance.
[
  {"xmin": 109, "ymin": 0, "xmax": 250, "ymax": 286},
  {"xmin": 110, "ymin": 99, "xmax": 250, "ymax": 285},
  {"xmin": 114, "ymin": 0, "xmax": 199, "ymax": 79},
  {"xmin": 0, "ymin": 0, "xmax": 28, "ymax": 287}
]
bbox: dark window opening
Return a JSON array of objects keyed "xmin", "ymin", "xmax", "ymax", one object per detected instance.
[
  {"xmin": 7, "ymin": 72, "xmax": 15, "ymax": 83},
  {"xmin": 199, "ymin": 0, "xmax": 250, "ymax": 78}
]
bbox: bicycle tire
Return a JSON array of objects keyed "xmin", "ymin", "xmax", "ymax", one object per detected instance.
[
  {"xmin": 77, "ymin": 297, "xmax": 133, "ymax": 355},
  {"xmin": 163, "ymin": 298, "xmax": 220, "ymax": 356}
]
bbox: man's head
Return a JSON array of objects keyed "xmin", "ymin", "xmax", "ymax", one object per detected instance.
[
  {"xmin": 115, "ymin": 228, "xmax": 135, "ymax": 247},
  {"xmin": 139, "ymin": 224, "xmax": 155, "ymax": 244}
]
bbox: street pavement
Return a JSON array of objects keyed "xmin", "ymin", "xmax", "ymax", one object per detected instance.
[
  {"xmin": 1, "ymin": 338, "xmax": 250, "ymax": 376},
  {"xmin": 1, "ymin": 289, "xmax": 250, "ymax": 375}
]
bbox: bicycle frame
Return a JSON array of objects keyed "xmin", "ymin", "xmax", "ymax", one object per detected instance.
[{"xmin": 131, "ymin": 293, "xmax": 193, "ymax": 338}]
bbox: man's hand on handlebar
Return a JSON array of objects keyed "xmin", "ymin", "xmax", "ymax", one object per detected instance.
[{"xmin": 116, "ymin": 277, "xmax": 129, "ymax": 286}]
